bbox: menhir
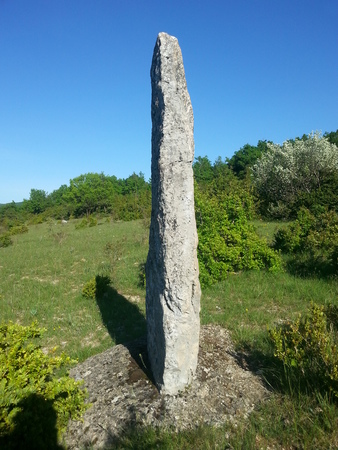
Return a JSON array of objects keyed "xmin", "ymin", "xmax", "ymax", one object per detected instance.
[{"xmin": 146, "ymin": 32, "xmax": 201, "ymax": 395}]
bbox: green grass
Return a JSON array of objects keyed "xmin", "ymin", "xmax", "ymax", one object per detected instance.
[
  {"xmin": 0, "ymin": 218, "xmax": 148, "ymax": 361},
  {"xmin": 1, "ymin": 218, "xmax": 338, "ymax": 449},
  {"xmin": 250, "ymin": 218, "xmax": 289, "ymax": 244},
  {"xmin": 201, "ymin": 270, "xmax": 338, "ymax": 351}
]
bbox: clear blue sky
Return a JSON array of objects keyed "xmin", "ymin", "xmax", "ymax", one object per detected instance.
[{"xmin": 1, "ymin": 0, "xmax": 337, "ymax": 203}]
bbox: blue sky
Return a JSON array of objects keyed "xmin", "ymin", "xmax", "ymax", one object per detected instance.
[{"xmin": 0, "ymin": 0, "xmax": 337, "ymax": 203}]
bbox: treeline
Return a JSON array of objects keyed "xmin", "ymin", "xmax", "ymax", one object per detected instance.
[
  {"xmin": 0, "ymin": 172, "xmax": 151, "ymax": 230},
  {"xmin": 1, "ymin": 130, "xmax": 337, "ymax": 231},
  {"xmin": 193, "ymin": 130, "xmax": 338, "ymax": 284},
  {"xmin": 194, "ymin": 130, "xmax": 338, "ymax": 219}
]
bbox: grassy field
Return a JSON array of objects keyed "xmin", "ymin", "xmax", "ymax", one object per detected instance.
[
  {"xmin": 0, "ymin": 218, "xmax": 149, "ymax": 361},
  {"xmin": 1, "ymin": 218, "xmax": 338, "ymax": 448}
]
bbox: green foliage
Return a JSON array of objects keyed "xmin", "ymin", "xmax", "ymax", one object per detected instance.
[
  {"xmin": 273, "ymin": 208, "xmax": 314, "ymax": 253},
  {"xmin": 103, "ymin": 240, "xmax": 124, "ymax": 281},
  {"xmin": 8, "ymin": 224, "xmax": 29, "ymax": 236},
  {"xmin": 227, "ymin": 140, "xmax": 270, "ymax": 179},
  {"xmin": 193, "ymin": 154, "xmax": 257, "ymax": 219},
  {"xmin": 0, "ymin": 322, "xmax": 88, "ymax": 446},
  {"xmin": 28, "ymin": 214, "xmax": 45, "ymax": 225},
  {"xmin": 64, "ymin": 172, "xmax": 117, "ymax": 217},
  {"xmin": 88, "ymin": 216, "xmax": 98, "ymax": 227},
  {"xmin": 193, "ymin": 156, "xmax": 214, "ymax": 187},
  {"xmin": 293, "ymin": 170, "xmax": 338, "ymax": 216},
  {"xmin": 1, "ymin": 172, "xmax": 151, "ymax": 224},
  {"xmin": 82, "ymin": 275, "xmax": 111, "ymax": 299},
  {"xmin": 195, "ymin": 187, "xmax": 282, "ymax": 287},
  {"xmin": 1, "ymin": 130, "xmax": 337, "ymax": 228},
  {"xmin": 24, "ymin": 189, "xmax": 49, "ymax": 214},
  {"xmin": 0, "ymin": 234, "xmax": 13, "ymax": 248},
  {"xmin": 324, "ymin": 129, "xmax": 338, "ymax": 147},
  {"xmin": 62, "ymin": 172, "xmax": 151, "ymax": 219},
  {"xmin": 269, "ymin": 303, "xmax": 338, "ymax": 400},
  {"xmin": 274, "ymin": 209, "xmax": 338, "ymax": 277},
  {"xmin": 75, "ymin": 218, "xmax": 88, "ymax": 229},
  {"xmin": 252, "ymin": 132, "xmax": 338, "ymax": 218},
  {"xmin": 0, "ymin": 217, "xmax": 337, "ymax": 449},
  {"xmin": 0, "ymin": 202, "xmax": 28, "ymax": 234},
  {"xmin": 82, "ymin": 278, "xmax": 96, "ymax": 299}
]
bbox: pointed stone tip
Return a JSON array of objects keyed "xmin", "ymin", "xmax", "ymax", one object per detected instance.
[{"xmin": 157, "ymin": 32, "xmax": 178, "ymax": 42}]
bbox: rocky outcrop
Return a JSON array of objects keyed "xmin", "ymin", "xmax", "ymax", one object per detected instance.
[
  {"xmin": 63, "ymin": 325, "xmax": 269, "ymax": 449},
  {"xmin": 146, "ymin": 32, "xmax": 201, "ymax": 395}
]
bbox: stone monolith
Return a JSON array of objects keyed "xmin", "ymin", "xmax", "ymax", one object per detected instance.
[{"xmin": 146, "ymin": 32, "xmax": 201, "ymax": 395}]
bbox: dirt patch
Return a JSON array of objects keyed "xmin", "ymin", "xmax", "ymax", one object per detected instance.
[
  {"xmin": 63, "ymin": 324, "xmax": 269, "ymax": 449},
  {"xmin": 81, "ymin": 333, "xmax": 103, "ymax": 349},
  {"xmin": 124, "ymin": 294, "xmax": 142, "ymax": 303}
]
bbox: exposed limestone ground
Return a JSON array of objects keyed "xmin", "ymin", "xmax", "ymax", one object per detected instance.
[{"xmin": 63, "ymin": 325, "xmax": 269, "ymax": 449}]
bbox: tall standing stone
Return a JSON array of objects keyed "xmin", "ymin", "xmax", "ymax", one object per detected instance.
[{"xmin": 146, "ymin": 32, "xmax": 201, "ymax": 395}]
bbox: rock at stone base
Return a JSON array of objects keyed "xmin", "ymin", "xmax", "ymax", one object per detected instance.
[{"xmin": 63, "ymin": 325, "xmax": 269, "ymax": 450}]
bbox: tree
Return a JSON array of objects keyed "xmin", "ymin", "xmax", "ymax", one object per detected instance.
[
  {"xmin": 24, "ymin": 189, "xmax": 49, "ymax": 214},
  {"xmin": 227, "ymin": 141, "xmax": 270, "ymax": 178},
  {"xmin": 324, "ymin": 129, "xmax": 338, "ymax": 147},
  {"xmin": 63, "ymin": 173, "xmax": 116, "ymax": 217},
  {"xmin": 0, "ymin": 201, "xmax": 27, "ymax": 230},
  {"xmin": 49, "ymin": 185, "xmax": 69, "ymax": 205},
  {"xmin": 251, "ymin": 132, "xmax": 338, "ymax": 218},
  {"xmin": 193, "ymin": 156, "xmax": 214, "ymax": 186},
  {"xmin": 121, "ymin": 172, "xmax": 149, "ymax": 195}
]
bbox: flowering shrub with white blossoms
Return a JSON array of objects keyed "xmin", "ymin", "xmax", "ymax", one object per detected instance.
[{"xmin": 251, "ymin": 132, "xmax": 338, "ymax": 218}]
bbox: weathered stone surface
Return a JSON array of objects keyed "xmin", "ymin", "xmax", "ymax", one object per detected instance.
[
  {"xmin": 146, "ymin": 32, "xmax": 201, "ymax": 394},
  {"xmin": 63, "ymin": 325, "xmax": 269, "ymax": 450}
]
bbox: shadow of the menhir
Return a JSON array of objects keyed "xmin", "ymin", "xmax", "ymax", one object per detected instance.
[
  {"xmin": 0, "ymin": 394, "xmax": 65, "ymax": 450},
  {"xmin": 95, "ymin": 283, "xmax": 146, "ymax": 345},
  {"xmin": 95, "ymin": 282, "xmax": 155, "ymax": 384}
]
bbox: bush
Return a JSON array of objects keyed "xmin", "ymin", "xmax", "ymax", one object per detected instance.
[
  {"xmin": 27, "ymin": 214, "xmax": 45, "ymax": 225},
  {"xmin": 75, "ymin": 218, "xmax": 88, "ymax": 230},
  {"xmin": 273, "ymin": 208, "xmax": 315, "ymax": 253},
  {"xmin": 0, "ymin": 322, "xmax": 88, "ymax": 447},
  {"xmin": 252, "ymin": 132, "xmax": 338, "ymax": 218},
  {"xmin": 274, "ymin": 209, "xmax": 338, "ymax": 277},
  {"xmin": 269, "ymin": 304, "xmax": 338, "ymax": 400},
  {"xmin": 88, "ymin": 216, "xmax": 97, "ymax": 227},
  {"xmin": 8, "ymin": 225, "xmax": 29, "ymax": 236},
  {"xmin": 74, "ymin": 216, "xmax": 98, "ymax": 229},
  {"xmin": 195, "ymin": 188, "xmax": 283, "ymax": 287},
  {"xmin": 0, "ymin": 234, "xmax": 13, "ymax": 248},
  {"xmin": 82, "ymin": 275, "xmax": 111, "ymax": 299}
]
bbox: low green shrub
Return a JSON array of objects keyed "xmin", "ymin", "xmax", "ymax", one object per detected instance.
[
  {"xmin": 273, "ymin": 208, "xmax": 314, "ymax": 253},
  {"xmin": 88, "ymin": 216, "xmax": 97, "ymax": 227},
  {"xmin": 0, "ymin": 322, "xmax": 89, "ymax": 447},
  {"xmin": 82, "ymin": 278, "xmax": 96, "ymax": 299},
  {"xmin": 195, "ymin": 189, "xmax": 283, "ymax": 287},
  {"xmin": 82, "ymin": 275, "xmax": 111, "ymax": 299},
  {"xmin": 0, "ymin": 234, "xmax": 13, "ymax": 248},
  {"xmin": 75, "ymin": 218, "xmax": 88, "ymax": 230},
  {"xmin": 269, "ymin": 303, "xmax": 338, "ymax": 400},
  {"xmin": 8, "ymin": 224, "xmax": 29, "ymax": 236},
  {"xmin": 273, "ymin": 209, "xmax": 338, "ymax": 277},
  {"xmin": 27, "ymin": 215, "xmax": 45, "ymax": 225}
]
